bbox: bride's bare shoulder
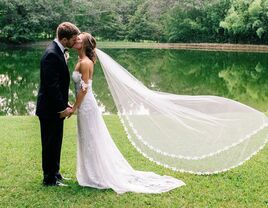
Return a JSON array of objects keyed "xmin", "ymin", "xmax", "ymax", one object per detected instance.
[
  {"xmin": 80, "ymin": 57, "xmax": 93, "ymax": 67},
  {"xmin": 79, "ymin": 58, "xmax": 93, "ymax": 74},
  {"xmin": 80, "ymin": 58, "xmax": 94, "ymax": 68}
]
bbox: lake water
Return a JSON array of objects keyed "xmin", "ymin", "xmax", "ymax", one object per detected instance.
[{"xmin": 1, "ymin": 46, "xmax": 268, "ymax": 115}]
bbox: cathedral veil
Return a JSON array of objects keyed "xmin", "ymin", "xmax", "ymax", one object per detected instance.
[{"xmin": 96, "ymin": 48, "xmax": 268, "ymax": 174}]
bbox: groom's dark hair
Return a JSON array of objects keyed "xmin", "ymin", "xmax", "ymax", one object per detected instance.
[{"xmin": 56, "ymin": 22, "xmax": 80, "ymax": 40}]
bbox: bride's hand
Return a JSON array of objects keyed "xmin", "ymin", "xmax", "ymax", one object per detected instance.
[{"xmin": 67, "ymin": 108, "xmax": 75, "ymax": 118}]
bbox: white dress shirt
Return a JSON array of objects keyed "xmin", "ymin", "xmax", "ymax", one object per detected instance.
[
  {"xmin": 53, "ymin": 38, "xmax": 68, "ymax": 113},
  {"xmin": 54, "ymin": 38, "xmax": 65, "ymax": 54}
]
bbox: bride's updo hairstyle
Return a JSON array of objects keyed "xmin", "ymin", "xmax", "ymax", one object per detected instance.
[{"xmin": 82, "ymin": 32, "xmax": 97, "ymax": 63}]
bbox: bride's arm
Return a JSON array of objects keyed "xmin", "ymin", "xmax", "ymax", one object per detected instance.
[{"xmin": 71, "ymin": 60, "xmax": 93, "ymax": 113}]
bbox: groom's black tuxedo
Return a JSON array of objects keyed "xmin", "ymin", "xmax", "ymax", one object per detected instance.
[
  {"xmin": 36, "ymin": 41, "xmax": 70, "ymax": 185},
  {"xmin": 36, "ymin": 41, "xmax": 70, "ymax": 117}
]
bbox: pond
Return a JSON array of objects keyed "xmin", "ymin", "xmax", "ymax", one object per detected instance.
[{"xmin": 1, "ymin": 46, "xmax": 268, "ymax": 115}]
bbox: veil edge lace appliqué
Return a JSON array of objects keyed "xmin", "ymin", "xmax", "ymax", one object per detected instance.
[{"xmin": 96, "ymin": 48, "xmax": 268, "ymax": 174}]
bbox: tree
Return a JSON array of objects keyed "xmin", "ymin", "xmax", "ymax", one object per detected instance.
[
  {"xmin": 164, "ymin": 1, "xmax": 204, "ymax": 42},
  {"xmin": 220, "ymin": 0, "xmax": 268, "ymax": 43},
  {"xmin": 1, "ymin": 0, "xmax": 268, "ymax": 43},
  {"xmin": 0, "ymin": 0, "xmax": 74, "ymax": 43},
  {"xmin": 127, "ymin": 0, "xmax": 173, "ymax": 41}
]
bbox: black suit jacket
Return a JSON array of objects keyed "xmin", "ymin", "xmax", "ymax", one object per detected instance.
[{"xmin": 36, "ymin": 41, "xmax": 70, "ymax": 118}]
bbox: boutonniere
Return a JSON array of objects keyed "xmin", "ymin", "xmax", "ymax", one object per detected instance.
[{"xmin": 64, "ymin": 48, "xmax": 70, "ymax": 62}]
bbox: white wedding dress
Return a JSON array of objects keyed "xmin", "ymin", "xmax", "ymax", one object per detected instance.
[{"xmin": 72, "ymin": 70, "xmax": 185, "ymax": 194}]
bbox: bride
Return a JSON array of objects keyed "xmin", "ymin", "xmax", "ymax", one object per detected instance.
[
  {"xmin": 70, "ymin": 32, "xmax": 185, "ymax": 194},
  {"xmin": 69, "ymin": 31, "xmax": 268, "ymax": 193}
]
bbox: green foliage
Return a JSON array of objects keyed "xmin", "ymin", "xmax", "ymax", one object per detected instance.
[
  {"xmin": 220, "ymin": 0, "xmax": 268, "ymax": 43},
  {"xmin": 0, "ymin": 0, "xmax": 75, "ymax": 43},
  {"xmin": 127, "ymin": 3, "xmax": 157, "ymax": 41},
  {"xmin": 127, "ymin": 0, "xmax": 170, "ymax": 42},
  {"xmin": 165, "ymin": 6, "xmax": 203, "ymax": 42},
  {"xmin": 164, "ymin": 0, "xmax": 231, "ymax": 43},
  {"xmin": 1, "ymin": 0, "xmax": 268, "ymax": 43}
]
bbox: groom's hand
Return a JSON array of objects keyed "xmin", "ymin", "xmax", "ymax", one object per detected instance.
[
  {"xmin": 67, "ymin": 108, "xmax": 74, "ymax": 118},
  {"xmin": 59, "ymin": 107, "xmax": 72, "ymax": 118}
]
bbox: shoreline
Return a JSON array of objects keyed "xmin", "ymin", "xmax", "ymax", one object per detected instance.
[
  {"xmin": 98, "ymin": 42, "xmax": 268, "ymax": 53},
  {"xmin": 1, "ymin": 41, "xmax": 268, "ymax": 53}
]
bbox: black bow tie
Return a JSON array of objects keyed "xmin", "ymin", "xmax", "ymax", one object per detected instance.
[{"xmin": 64, "ymin": 48, "xmax": 68, "ymax": 54}]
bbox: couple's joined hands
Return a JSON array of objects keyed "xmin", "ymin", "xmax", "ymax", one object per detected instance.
[{"xmin": 59, "ymin": 103, "xmax": 75, "ymax": 118}]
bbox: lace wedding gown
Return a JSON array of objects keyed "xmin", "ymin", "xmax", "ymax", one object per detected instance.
[{"xmin": 72, "ymin": 70, "xmax": 185, "ymax": 194}]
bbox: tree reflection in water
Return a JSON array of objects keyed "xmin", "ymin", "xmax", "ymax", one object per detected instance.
[{"xmin": 1, "ymin": 47, "xmax": 268, "ymax": 115}]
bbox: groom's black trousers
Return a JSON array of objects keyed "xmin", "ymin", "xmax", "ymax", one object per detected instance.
[{"xmin": 39, "ymin": 117, "xmax": 64, "ymax": 183}]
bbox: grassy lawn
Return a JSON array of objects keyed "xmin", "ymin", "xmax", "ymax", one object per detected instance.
[{"xmin": 0, "ymin": 116, "xmax": 267, "ymax": 208}]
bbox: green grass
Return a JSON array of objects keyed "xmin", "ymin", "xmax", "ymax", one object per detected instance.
[{"xmin": 0, "ymin": 116, "xmax": 267, "ymax": 208}]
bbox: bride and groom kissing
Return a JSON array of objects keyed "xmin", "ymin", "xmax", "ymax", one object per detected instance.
[{"xmin": 35, "ymin": 22, "xmax": 185, "ymax": 194}]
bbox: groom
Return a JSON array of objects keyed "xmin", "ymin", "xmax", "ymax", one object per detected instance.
[{"xmin": 36, "ymin": 22, "xmax": 80, "ymax": 186}]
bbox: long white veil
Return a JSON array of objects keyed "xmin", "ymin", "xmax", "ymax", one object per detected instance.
[{"xmin": 96, "ymin": 48, "xmax": 268, "ymax": 174}]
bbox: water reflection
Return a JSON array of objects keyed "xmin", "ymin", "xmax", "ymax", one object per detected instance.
[
  {"xmin": 104, "ymin": 49, "xmax": 268, "ymax": 112},
  {"xmin": 0, "ymin": 47, "xmax": 268, "ymax": 115},
  {"xmin": 0, "ymin": 48, "xmax": 40, "ymax": 115},
  {"xmin": 0, "ymin": 74, "xmax": 11, "ymax": 86}
]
